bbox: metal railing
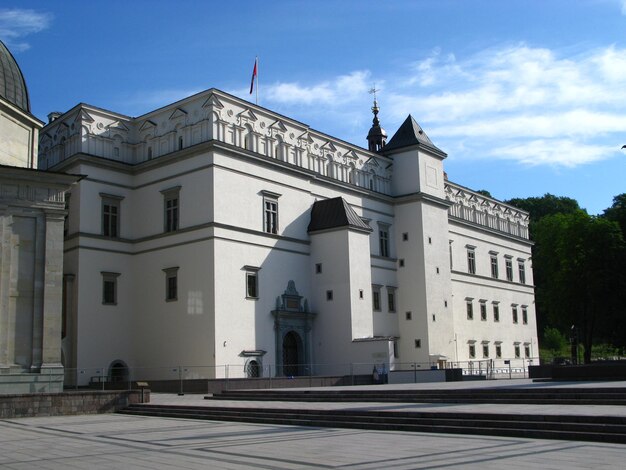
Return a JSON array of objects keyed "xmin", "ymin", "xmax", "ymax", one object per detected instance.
[{"xmin": 0, "ymin": 358, "xmax": 540, "ymax": 395}]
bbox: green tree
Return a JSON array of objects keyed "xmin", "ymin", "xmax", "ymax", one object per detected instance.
[
  {"xmin": 603, "ymin": 193, "xmax": 626, "ymax": 238},
  {"xmin": 542, "ymin": 327, "xmax": 567, "ymax": 354},
  {"xmin": 534, "ymin": 211, "xmax": 626, "ymax": 363}
]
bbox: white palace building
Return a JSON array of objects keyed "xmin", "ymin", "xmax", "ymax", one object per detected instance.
[{"xmin": 37, "ymin": 88, "xmax": 538, "ymax": 383}]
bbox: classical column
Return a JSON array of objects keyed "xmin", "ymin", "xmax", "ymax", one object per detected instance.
[
  {"xmin": 40, "ymin": 211, "xmax": 65, "ymax": 368},
  {"xmin": 30, "ymin": 212, "xmax": 46, "ymax": 371},
  {"xmin": 0, "ymin": 213, "xmax": 12, "ymax": 368}
]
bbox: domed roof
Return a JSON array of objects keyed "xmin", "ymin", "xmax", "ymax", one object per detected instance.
[{"xmin": 0, "ymin": 40, "xmax": 30, "ymax": 112}]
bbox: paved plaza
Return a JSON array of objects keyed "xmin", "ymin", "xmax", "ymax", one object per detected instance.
[
  {"xmin": 2, "ymin": 380, "xmax": 626, "ymax": 469},
  {"xmin": 1, "ymin": 412, "xmax": 626, "ymax": 469}
]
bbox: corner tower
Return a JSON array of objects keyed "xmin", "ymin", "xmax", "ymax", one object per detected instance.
[{"xmin": 384, "ymin": 116, "xmax": 455, "ymax": 367}]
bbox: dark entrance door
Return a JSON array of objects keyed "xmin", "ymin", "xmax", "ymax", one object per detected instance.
[{"xmin": 283, "ymin": 331, "xmax": 301, "ymax": 376}]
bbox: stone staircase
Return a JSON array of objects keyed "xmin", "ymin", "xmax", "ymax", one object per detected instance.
[
  {"xmin": 118, "ymin": 386, "xmax": 626, "ymax": 444},
  {"xmin": 208, "ymin": 387, "xmax": 626, "ymax": 405}
]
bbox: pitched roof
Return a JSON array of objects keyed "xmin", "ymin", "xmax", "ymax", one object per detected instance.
[
  {"xmin": 383, "ymin": 115, "xmax": 443, "ymax": 153},
  {"xmin": 308, "ymin": 197, "xmax": 372, "ymax": 233}
]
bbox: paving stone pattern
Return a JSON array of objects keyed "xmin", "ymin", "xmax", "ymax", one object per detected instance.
[{"xmin": 0, "ymin": 413, "xmax": 625, "ymax": 469}]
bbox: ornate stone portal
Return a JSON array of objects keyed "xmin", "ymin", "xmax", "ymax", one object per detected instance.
[{"xmin": 271, "ymin": 281, "xmax": 315, "ymax": 376}]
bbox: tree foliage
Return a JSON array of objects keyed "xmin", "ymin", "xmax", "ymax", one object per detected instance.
[
  {"xmin": 506, "ymin": 193, "xmax": 626, "ymax": 363},
  {"xmin": 533, "ymin": 210, "xmax": 626, "ymax": 362}
]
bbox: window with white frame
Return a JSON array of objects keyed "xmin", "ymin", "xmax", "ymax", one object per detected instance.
[
  {"xmin": 466, "ymin": 298, "xmax": 474, "ymax": 320},
  {"xmin": 490, "ymin": 252, "xmax": 498, "ymax": 278},
  {"xmin": 244, "ymin": 265, "xmax": 260, "ymax": 299},
  {"xmin": 101, "ymin": 271, "xmax": 120, "ymax": 305},
  {"xmin": 466, "ymin": 246, "xmax": 476, "ymax": 274},
  {"xmin": 482, "ymin": 343, "xmax": 489, "ymax": 358},
  {"xmin": 514, "ymin": 343, "xmax": 521, "ymax": 358},
  {"xmin": 495, "ymin": 343, "xmax": 502, "ymax": 358},
  {"xmin": 505, "ymin": 256, "xmax": 513, "ymax": 281},
  {"xmin": 372, "ymin": 285, "xmax": 382, "ymax": 311},
  {"xmin": 387, "ymin": 286, "xmax": 396, "ymax": 313},
  {"xmin": 518, "ymin": 259, "xmax": 526, "ymax": 284},
  {"xmin": 161, "ymin": 186, "xmax": 180, "ymax": 233},
  {"xmin": 101, "ymin": 193, "xmax": 123, "ymax": 238},
  {"xmin": 163, "ymin": 267, "xmax": 179, "ymax": 301},
  {"xmin": 522, "ymin": 306, "xmax": 528, "ymax": 325},
  {"xmin": 493, "ymin": 302, "xmax": 500, "ymax": 322},
  {"xmin": 512, "ymin": 304, "xmax": 519, "ymax": 324},
  {"xmin": 524, "ymin": 343, "xmax": 531, "ymax": 358},
  {"xmin": 480, "ymin": 301, "xmax": 487, "ymax": 321},
  {"xmin": 469, "ymin": 343, "xmax": 476, "ymax": 358},
  {"xmin": 261, "ymin": 190, "xmax": 281, "ymax": 235},
  {"xmin": 378, "ymin": 223, "xmax": 390, "ymax": 257}
]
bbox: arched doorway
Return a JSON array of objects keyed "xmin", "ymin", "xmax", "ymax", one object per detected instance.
[
  {"xmin": 108, "ymin": 360, "xmax": 129, "ymax": 383},
  {"xmin": 283, "ymin": 331, "xmax": 301, "ymax": 376},
  {"xmin": 246, "ymin": 359, "xmax": 260, "ymax": 378}
]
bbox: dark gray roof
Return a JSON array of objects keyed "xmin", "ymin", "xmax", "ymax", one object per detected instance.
[
  {"xmin": 308, "ymin": 197, "xmax": 372, "ymax": 233},
  {"xmin": 0, "ymin": 40, "xmax": 29, "ymax": 112},
  {"xmin": 383, "ymin": 115, "xmax": 442, "ymax": 153}
]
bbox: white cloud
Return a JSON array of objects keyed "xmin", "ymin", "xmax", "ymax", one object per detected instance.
[
  {"xmin": 490, "ymin": 140, "xmax": 617, "ymax": 167},
  {"xmin": 0, "ymin": 9, "xmax": 52, "ymax": 51},
  {"xmin": 226, "ymin": 43, "xmax": 626, "ymax": 168},
  {"xmin": 264, "ymin": 70, "xmax": 371, "ymax": 106}
]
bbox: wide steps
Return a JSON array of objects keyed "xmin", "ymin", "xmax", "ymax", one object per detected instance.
[
  {"xmin": 208, "ymin": 388, "xmax": 626, "ymax": 405},
  {"xmin": 120, "ymin": 403, "xmax": 626, "ymax": 444}
]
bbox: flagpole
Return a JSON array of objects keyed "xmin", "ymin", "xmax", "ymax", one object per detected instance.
[{"xmin": 256, "ymin": 56, "xmax": 259, "ymax": 106}]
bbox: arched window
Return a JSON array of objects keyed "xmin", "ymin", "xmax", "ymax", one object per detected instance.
[{"xmin": 246, "ymin": 360, "xmax": 260, "ymax": 378}]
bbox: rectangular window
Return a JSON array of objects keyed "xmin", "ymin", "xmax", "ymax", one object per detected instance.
[
  {"xmin": 261, "ymin": 191, "xmax": 281, "ymax": 235},
  {"xmin": 467, "ymin": 249, "xmax": 476, "ymax": 274},
  {"xmin": 326, "ymin": 290, "xmax": 333, "ymax": 301},
  {"xmin": 378, "ymin": 224, "xmax": 390, "ymax": 257},
  {"xmin": 101, "ymin": 272, "xmax": 120, "ymax": 305},
  {"xmin": 466, "ymin": 300, "xmax": 474, "ymax": 320},
  {"xmin": 387, "ymin": 287, "xmax": 396, "ymax": 313},
  {"xmin": 161, "ymin": 186, "xmax": 181, "ymax": 233},
  {"xmin": 518, "ymin": 260, "xmax": 526, "ymax": 284},
  {"xmin": 101, "ymin": 194, "xmax": 123, "ymax": 238},
  {"xmin": 522, "ymin": 306, "xmax": 528, "ymax": 325},
  {"xmin": 495, "ymin": 344, "xmax": 502, "ymax": 358},
  {"xmin": 163, "ymin": 267, "xmax": 179, "ymax": 301},
  {"xmin": 512, "ymin": 305, "xmax": 518, "ymax": 324},
  {"xmin": 372, "ymin": 285, "xmax": 381, "ymax": 311},
  {"xmin": 414, "ymin": 339, "xmax": 421, "ymax": 348},
  {"xmin": 483, "ymin": 344, "xmax": 489, "ymax": 358},
  {"xmin": 393, "ymin": 341, "xmax": 399, "ymax": 358},
  {"xmin": 264, "ymin": 199, "xmax": 278, "ymax": 234},
  {"xmin": 514, "ymin": 344, "xmax": 521, "ymax": 358},
  {"xmin": 505, "ymin": 257, "xmax": 513, "ymax": 281},
  {"xmin": 480, "ymin": 302, "xmax": 487, "ymax": 321},
  {"xmin": 490, "ymin": 254, "xmax": 498, "ymax": 278},
  {"xmin": 493, "ymin": 303, "xmax": 500, "ymax": 322},
  {"xmin": 406, "ymin": 311, "xmax": 412, "ymax": 320},
  {"xmin": 244, "ymin": 265, "xmax": 260, "ymax": 299},
  {"xmin": 525, "ymin": 344, "xmax": 531, "ymax": 358},
  {"xmin": 315, "ymin": 263, "xmax": 322, "ymax": 274},
  {"xmin": 469, "ymin": 344, "xmax": 476, "ymax": 359}
]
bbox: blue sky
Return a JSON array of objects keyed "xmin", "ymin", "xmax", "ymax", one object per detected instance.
[{"xmin": 2, "ymin": 0, "xmax": 625, "ymax": 214}]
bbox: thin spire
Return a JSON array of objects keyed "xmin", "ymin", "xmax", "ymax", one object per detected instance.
[{"xmin": 367, "ymin": 85, "xmax": 387, "ymax": 152}]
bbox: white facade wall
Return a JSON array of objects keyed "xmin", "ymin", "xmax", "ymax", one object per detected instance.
[{"xmin": 40, "ymin": 88, "xmax": 538, "ymax": 383}]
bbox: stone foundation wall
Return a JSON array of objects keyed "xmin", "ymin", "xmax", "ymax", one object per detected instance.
[{"xmin": 0, "ymin": 390, "xmax": 148, "ymax": 419}]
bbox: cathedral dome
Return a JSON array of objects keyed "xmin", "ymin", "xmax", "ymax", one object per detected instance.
[{"xmin": 0, "ymin": 40, "xmax": 30, "ymax": 112}]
